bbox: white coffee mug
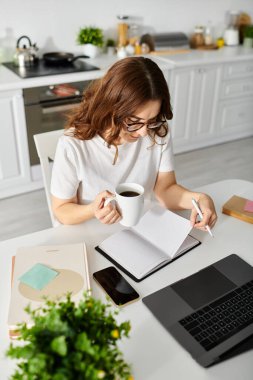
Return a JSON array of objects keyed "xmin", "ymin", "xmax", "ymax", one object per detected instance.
[{"xmin": 105, "ymin": 182, "xmax": 144, "ymax": 227}]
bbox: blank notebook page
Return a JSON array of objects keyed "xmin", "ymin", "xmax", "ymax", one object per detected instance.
[
  {"xmin": 133, "ymin": 205, "xmax": 193, "ymax": 257},
  {"xmin": 100, "ymin": 229, "xmax": 167, "ymax": 278}
]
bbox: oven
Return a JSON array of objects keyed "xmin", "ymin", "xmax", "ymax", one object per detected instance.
[{"xmin": 23, "ymin": 80, "xmax": 91, "ymax": 165}]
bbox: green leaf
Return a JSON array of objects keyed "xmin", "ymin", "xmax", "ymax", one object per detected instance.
[
  {"xmin": 27, "ymin": 355, "xmax": 47, "ymax": 373},
  {"xmin": 52, "ymin": 372, "xmax": 68, "ymax": 380},
  {"xmin": 75, "ymin": 332, "xmax": 94, "ymax": 355},
  {"xmin": 51, "ymin": 335, "xmax": 67, "ymax": 356}
]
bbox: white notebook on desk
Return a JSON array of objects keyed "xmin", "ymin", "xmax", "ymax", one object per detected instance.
[
  {"xmin": 95, "ymin": 205, "xmax": 200, "ymax": 282},
  {"xmin": 8, "ymin": 243, "xmax": 90, "ymax": 332}
]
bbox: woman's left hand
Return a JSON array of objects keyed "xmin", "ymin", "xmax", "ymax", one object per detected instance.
[{"xmin": 190, "ymin": 193, "xmax": 217, "ymax": 231}]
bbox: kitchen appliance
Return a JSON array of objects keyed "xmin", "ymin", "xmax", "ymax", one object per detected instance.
[
  {"xmin": 140, "ymin": 32, "xmax": 189, "ymax": 53},
  {"xmin": 23, "ymin": 80, "xmax": 91, "ymax": 165},
  {"xmin": 13, "ymin": 35, "xmax": 39, "ymax": 67},
  {"xmin": 43, "ymin": 52, "xmax": 89, "ymax": 65},
  {"xmin": 224, "ymin": 11, "xmax": 240, "ymax": 46},
  {"xmin": 224, "ymin": 29, "xmax": 239, "ymax": 46},
  {"xmin": 3, "ymin": 57, "xmax": 99, "ymax": 78},
  {"xmin": 152, "ymin": 32, "xmax": 189, "ymax": 50}
]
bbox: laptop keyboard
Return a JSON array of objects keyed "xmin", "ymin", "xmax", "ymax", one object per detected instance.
[{"xmin": 179, "ymin": 280, "xmax": 253, "ymax": 351}]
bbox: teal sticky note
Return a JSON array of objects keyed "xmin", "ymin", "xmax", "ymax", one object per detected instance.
[{"xmin": 19, "ymin": 263, "xmax": 59, "ymax": 291}]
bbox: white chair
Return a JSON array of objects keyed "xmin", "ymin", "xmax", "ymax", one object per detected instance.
[{"xmin": 33, "ymin": 130, "xmax": 63, "ymax": 227}]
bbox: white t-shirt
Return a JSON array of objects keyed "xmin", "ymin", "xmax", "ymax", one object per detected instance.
[{"xmin": 51, "ymin": 133, "xmax": 174, "ymax": 204}]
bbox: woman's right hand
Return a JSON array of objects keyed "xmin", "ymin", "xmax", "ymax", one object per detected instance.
[{"xmin": 92, "ymin": 190, "xmax": 122, "ymax": 224}]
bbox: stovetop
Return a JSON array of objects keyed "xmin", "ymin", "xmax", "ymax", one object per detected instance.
[{"xmin": 3, "ymin": 59, "xmax": 99, "ymax": 79}]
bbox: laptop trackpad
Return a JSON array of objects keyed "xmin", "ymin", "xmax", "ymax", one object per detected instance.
[{"xmin": 171, "ymin": 266, "xmax": 236, "ymax": 310}]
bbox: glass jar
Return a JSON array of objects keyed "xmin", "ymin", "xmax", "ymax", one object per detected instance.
[
  {"xmin": 190, "ymin": 26, "xmax": 205, "ymax": 49},
  {"xmin": 128, "ymin": 24, "xmax": 140, "ymax": 46},
  {"xmin": 117, "ymin": 15, "xmax": 129, "ymax": 47}
]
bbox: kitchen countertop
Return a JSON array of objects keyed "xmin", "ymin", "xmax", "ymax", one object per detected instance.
[
  {"xmin": 0, "ymin": 46, "xmax": 253, "ymax": 92},
  {"xmin": 156, "ymin": 45, "xmax": 253, "ymax": 67},
  {"xmin": 0, "ymin": 55, "xmax": 126, "ymax": 91},
  {"xmin": 0, "ymin": 55, "xmax": 173, "ymax": 92}
]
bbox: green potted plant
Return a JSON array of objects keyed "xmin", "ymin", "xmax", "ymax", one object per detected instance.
[
  {"xmin": 243, "ymin": 25, "xmax": 253, "ymax": 48},
  {"xmin": 105, "ymin": 39, "xmax": 116, "ymax": 56},
  {"xmin": 77, "ymin": 26, "xmax": 104, "ymax": 58},
  {"xmin": 6, "ymin": 292, "xmax": 133, "ymax": 380}
]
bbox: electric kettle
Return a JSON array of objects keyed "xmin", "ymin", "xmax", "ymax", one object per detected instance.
[{"xmin": 13, "ymin": 35, "xmax": 39, "ymax": 67}]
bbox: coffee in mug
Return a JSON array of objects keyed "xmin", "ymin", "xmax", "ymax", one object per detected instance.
[
  {"xmin": 106, "ymin": 183, "xmax": 144, "ymax": 227},
  {"xmin": 119, "ymin": 191, "xmax": 140, "ymax": 197}
]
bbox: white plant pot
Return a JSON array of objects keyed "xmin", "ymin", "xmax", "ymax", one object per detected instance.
[
  {"xmin": 107, "ymin": 46, "xmax": 115, "ymax": 56},
  {"xmin": 82, "ymin": 44, "xmax": 100, "ymax": 58},
  {"xmin": 243, "ymin": 37, "xmax": 253, "ymax": 48}
]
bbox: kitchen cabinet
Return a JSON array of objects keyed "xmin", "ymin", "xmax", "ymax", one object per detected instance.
[
  {"xmin": 169, "ymin": 64, "xmax": 222, "ymax": 153},
  {"xmin": 0, "ymin": 89, "xmax": 31, "ymax": 198},
  {"xmin": 216, "ymin": 61, "xmax": 253, "ymax": 140}
]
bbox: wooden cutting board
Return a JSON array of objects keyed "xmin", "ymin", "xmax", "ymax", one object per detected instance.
[
  {"xmin": 196, "ymin": 44, "xmax": 218, "ymax": 50},
  {"xmin": 150, "ymin": 49, "xmax": 190, "ymax": 55}
]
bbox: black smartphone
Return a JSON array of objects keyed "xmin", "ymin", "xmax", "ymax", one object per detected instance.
[{"xmin": 93, "ymin": 266, "xmax": 140, "ymax": 306}]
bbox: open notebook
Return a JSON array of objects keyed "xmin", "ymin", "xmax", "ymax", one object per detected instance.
[
  {"xmin": 96, "ymin": 205, "xmax": 200, "ymax": 282},
  {"xmin": 8, "ymin": 243, "xmax": 90, "ymax": 333}
]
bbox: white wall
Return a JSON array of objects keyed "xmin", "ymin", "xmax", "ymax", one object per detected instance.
[{"xmin": 1, "ymin": 0, "xmax": 252, "ymax": 61}]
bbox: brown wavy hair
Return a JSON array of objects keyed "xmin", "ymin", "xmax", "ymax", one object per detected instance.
[{"xmin": 65, "ymin": 56, "xmax": 173, "ymax": 147}]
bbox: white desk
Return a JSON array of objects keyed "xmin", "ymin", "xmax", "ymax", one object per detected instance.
[{"xmin": 1, "ymin": 179, "xmax": 253, "ymax": 379}]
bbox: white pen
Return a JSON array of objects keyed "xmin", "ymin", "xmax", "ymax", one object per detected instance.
[{"xmin": 191, "ymin": 198, "xmax": 214, "ymax": 237}]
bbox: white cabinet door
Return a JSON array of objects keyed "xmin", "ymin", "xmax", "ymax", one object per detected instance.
[
  {"xmin": 0, "ymin": 90, "xmax": 31, "ymax": 198},
  {"xmin": 217, "ymin": 98, "xmax": 253, "ymax": 139},
  {"xmin": 170, "ymin": 65, "xmax": 221, "ymax": 153},
  {"xmin": 217, "ymin": 61, "xmax": 253, "ymax": 141}
]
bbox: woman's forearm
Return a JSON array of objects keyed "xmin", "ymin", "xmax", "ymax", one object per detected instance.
[
  {"xmin": 154, "ymin": 172, "xmax": 217, "ymax": 229},
  {"xmin": 154, "ymin": 171, "xmax": 200, "ymax": 210},
  {"xmin": 53, "ymin": 202, "xmax": 94, "ymax": 225},
  {"xmin": 156, "ymin": 183, "xmax": 201, "ymax": 210}
]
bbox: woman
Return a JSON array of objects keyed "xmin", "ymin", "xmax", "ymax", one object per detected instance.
[{"xmin": 51, "ymin": 56, "xmax": 217, "ymax": 230}]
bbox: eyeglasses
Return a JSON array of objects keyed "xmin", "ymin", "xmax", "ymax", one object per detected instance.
[{"xmin": 123, "ymin": 118, "xmax": 167, "ymax": 132}]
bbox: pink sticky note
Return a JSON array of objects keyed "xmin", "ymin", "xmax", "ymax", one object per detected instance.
[{"xmin": 244, "ymin": 200, "xmax": 253, "ymax": 213}]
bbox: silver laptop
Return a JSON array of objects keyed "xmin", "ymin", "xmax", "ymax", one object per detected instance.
[{"xmin": 143, "ymin": 254, "xmax": 253, "ymax": 367}]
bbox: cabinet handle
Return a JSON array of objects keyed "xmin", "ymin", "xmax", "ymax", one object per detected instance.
[{"xmin": 42, "ymin": 103, "xmax": 79, "ymax": 114}]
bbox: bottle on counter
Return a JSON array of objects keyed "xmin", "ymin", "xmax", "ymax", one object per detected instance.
[
  {"xmin": 134, "ymin": 40, "xmax": 142, "ymax": 55},
  {"xmin": 204, "ymin": 22, "xmax": 213, "ymax": 45}
]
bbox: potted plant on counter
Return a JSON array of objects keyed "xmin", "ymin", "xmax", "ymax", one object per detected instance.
[
  {"xmin": 6, "ymin": 292, "xmax": 133, "ymax": 380},
  {"xmin": 243, "ymin": 25, "xmax": 253, "ymax": 48},
  {"xmin": 105, "ymin": 38, "xmax": 116, "ymax": 56},
  {"xmin": 77, "ymin": 26, "xmax": 104, "ymax": 58}
]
